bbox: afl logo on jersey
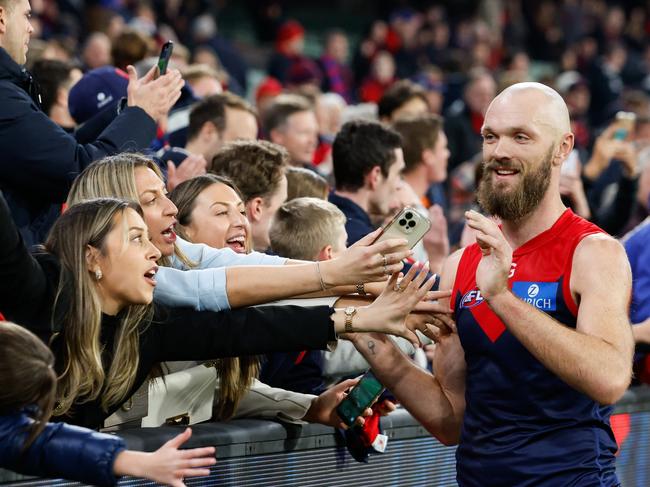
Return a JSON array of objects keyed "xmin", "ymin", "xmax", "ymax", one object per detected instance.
[{"xmin": 461, "ymin": 289, "xmax": 484, "ymax": 308}]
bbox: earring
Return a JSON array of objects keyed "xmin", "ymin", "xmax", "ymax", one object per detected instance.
[{"xmin": 94, "ymin": 269, "xmax": 103, "ymax": 280}]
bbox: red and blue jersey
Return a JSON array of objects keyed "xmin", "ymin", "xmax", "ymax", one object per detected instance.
[{"xmin": 451, "ymin": 209, "xmax": 619, "ymax": 486}]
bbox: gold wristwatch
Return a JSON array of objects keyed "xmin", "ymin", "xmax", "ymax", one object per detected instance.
[{"xmin": 344, "ymin": 306, "xmax": 357, "ymax": 333}]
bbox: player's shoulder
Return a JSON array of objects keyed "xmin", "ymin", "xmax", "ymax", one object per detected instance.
[{"xmin": 573, "ymin": 233, "xmax": 627, "ymax": 273}]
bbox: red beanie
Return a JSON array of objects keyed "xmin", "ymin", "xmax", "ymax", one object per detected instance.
[
  {"xmin": 255, "ymin": 77, "xmax": 283, "ymax": 102},
  {"xmin": 276, "ymin": 20, "xmax": 305, "ymax": 46}
]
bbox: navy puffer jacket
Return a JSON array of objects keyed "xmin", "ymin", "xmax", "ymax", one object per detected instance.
[{"xmin": 0, "ymin": 408, "xmax": 126, "ymax": 486}]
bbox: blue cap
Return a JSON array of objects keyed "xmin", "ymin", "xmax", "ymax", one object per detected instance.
[{"xmin": 68, "ymin": 66, "xmax": 129, "ymax": 124}]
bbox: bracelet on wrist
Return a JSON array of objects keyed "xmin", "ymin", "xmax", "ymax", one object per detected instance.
[{"xmin": 316, "ymin": 261, "xmax": 327, "ymax": 291}]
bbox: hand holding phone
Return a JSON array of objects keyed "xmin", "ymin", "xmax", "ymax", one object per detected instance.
[
  {"xmin": 157, "ymin": 41, "xmax": 174, "ymax": 77},
  {"xmin": 612, "ymin": 111, "xmax": 636, "ymax": 141},
  {"xmin": 373, "ymin": 207, "xmax": 432, "ymax": 250},
  {"xmin": 336, "ymin": 370, "xmax": 386, "ymax": 427}
]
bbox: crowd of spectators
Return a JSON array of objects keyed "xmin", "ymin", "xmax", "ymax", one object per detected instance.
[{"xmin": 1, "ymin": 0, "xmax": 650, "ymax": 484}]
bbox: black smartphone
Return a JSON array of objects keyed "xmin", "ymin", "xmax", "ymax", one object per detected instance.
[
  {"xmin": 157, "ymin": 41, "xmax": 174, "ymax": 76},
  {"xmin": 336, "ymin": 370, "xmax": 386, "ymax": 427}
]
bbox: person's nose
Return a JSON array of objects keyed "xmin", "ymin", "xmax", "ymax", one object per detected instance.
[
  {"xmin": 489, "ymin": 137, "xmax": 512, "ymax": 162},
  {"xmin": 162, "ymin": 195, "xmax": 178, "ymax": 218},
  {"xmin": 230, "ymin": 208, "xmax": 247, "ymax": 228},
  {"xmin": 146, "ymin": 239, "xmax": 162, "ymax": 261}
]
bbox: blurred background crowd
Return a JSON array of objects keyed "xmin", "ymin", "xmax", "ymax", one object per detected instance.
[{"xmin": 22, "ymin": 0, "xmax": 650, "ymax": 240}]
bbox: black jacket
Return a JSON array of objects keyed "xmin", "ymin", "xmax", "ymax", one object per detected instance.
[
  {"xmin": 0, "ymin": 193, "xmax": 336, "ymax": 429},
  {"xmin": 0, "ymin": 47, "xmax": 157, "ymax": 247}
]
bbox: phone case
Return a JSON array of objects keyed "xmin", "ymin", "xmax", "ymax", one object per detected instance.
[
  {"xmin": 374, "ymin": 207, "xmax": 432, "ymax": 250},
  {"xmin": 157, "ymin": 41, "xmax": 174, "ymax": 76},
  {"xmin": 336, "ymin": 371, "xmax": 386, "ymax": 427}
]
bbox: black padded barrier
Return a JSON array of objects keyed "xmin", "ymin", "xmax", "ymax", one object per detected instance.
[{"xmin": 2, "ymin": 386, "xmax": 650, "ymax": 486}]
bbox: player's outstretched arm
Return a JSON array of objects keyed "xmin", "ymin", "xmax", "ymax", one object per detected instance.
[{"xmin": 347, "ymin": 250, "xmax": 467, "ymax": 445}]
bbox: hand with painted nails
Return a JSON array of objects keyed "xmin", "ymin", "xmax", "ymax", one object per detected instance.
[{"xmin": 335, "ymin": 261, "xmax": 440, "ymax": 347}]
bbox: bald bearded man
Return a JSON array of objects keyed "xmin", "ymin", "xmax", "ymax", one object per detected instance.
[{"xmin": 347, "ymin": 83, "xmax": 634, "ymax": 486}]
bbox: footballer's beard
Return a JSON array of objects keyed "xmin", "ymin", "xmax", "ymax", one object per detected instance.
[{"xmin": 477, "ymin": 148, "xmax": 553, "ymax": 221}]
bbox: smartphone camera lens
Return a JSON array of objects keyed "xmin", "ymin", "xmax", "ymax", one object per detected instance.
[
  {"xmin": 405, "ymin": 212, "xmax": 413, "ymax": 219},
  {"xmin": 408, "ymin": 220, "xmax": 416, "ymax": 228},
  {"xmin": 399, "ymin": 219, "xmax": 407, "ymax": 226}
]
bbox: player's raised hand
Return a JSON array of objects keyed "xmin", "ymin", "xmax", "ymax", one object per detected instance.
[{"xmin": 464, "ymin": 210, "xmax": 512, "ymax": 300}]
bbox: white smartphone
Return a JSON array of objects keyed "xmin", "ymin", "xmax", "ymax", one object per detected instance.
[{"xmin": 373, "ymin": 206, "xmax": 432, "ymax": 249}]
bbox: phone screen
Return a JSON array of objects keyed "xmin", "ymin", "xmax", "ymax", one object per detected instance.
[
  {"xmin": 157, "ymin": 41, "xmax": 174, "ymax": 76},
  {"xmin": 336, "ymin": 371, "xmax": 386, "ymax": 427}
]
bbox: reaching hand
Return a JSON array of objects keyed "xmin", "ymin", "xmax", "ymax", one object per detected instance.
[
  {"xmin": 322, "ymin": 228, "xmax": 413, "ymax": 286},
  {"xmin": 407, "ymin": 302, "xmax": 456, "ymax": 343},
  {"xmin": 113, "ymin": 428, "xmax": 216, "ymax": 487},
  {"xmin": 126, "ymin": 64, "xmax": 185, "ymax": 122},
  {"xmin": 464, "ymin": 210, "xmax": 512, "ymax": 300},
  {"xmin": 166, "ymin": 155, "xmax": 207, "ymax": 191},
  {"xmin": 348, "ymin": 262, "xmax": 440, "ymax": 346},
  {"xmin": 304, "ymin": 378, "xmax": 372, "ymax": 429}
]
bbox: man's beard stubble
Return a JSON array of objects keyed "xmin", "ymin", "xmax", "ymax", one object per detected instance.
[{"xmin": 477, "ymin": 148, "xmax": 553, "ymax": 222}]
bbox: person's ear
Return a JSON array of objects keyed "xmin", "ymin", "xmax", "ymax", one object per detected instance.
[
  {"xmin": 316, "ymin": 245, "xmax": 333, "ymax": 261},
  {"xmin": 269, "ymin": 128, "xmax": 285, "ymax": 145},
  {"xmin": 200, "ymin": 121, "xmax": 219, "ymax": 142},
  {"xmin": 366, "ymin": 165, "xmax": 382, "ymax": 190},
  {"xmin": 421, "ymin": 148, "xmax": 435, "ymax": 167},
  {"xmin": 555, "ymin": 133, "xmax": 575, "ymax": 167},
  {"xmin": 85, "ymin": 245, "xmax": 102, "ymax": 279},
  {"xmin": 246, "ymin": 197, "xmax": 264, "ymax": 223}
]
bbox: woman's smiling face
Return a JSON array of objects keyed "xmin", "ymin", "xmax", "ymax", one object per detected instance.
[{"xmin": 181, "ymin": 182, "xmax": 250, "ymax": 253}]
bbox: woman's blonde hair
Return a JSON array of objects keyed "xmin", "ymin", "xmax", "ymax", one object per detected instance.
[
  {"xmin": 45, "ymin": 198, "xmax": 152, "ymax": 415},
  {"xmin": 67, "ymin": 153, "xmax": 193, "ymax": 268},
  {"xmin": 169, "ymin": 174, "xmax": 259, "ymax": 419}
]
